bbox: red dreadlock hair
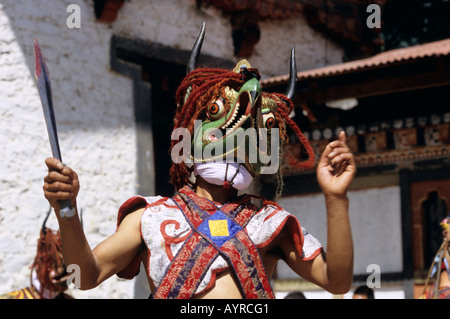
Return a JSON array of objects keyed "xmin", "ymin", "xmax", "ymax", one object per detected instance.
[
  {"xmin": 270, "ymin": 92, "xmax": 315, "ymax": 169},
  {"xmin": 30, "ymin": 228, "xmax": 67, "ymax": 296},
  {"xmin": 168, "ymin": 68, "xmax": 315, "ymax": 191},
  {"xmin": 170, "ymin": 68, "xmax": 244, "ymax": 190}
]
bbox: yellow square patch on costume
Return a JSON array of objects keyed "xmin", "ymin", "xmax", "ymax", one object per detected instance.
[{"xmin": 209, "ymin": 219, "xmax": 229, "ymax": 237}]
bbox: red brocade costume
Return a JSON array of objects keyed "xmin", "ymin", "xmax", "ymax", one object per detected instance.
[{"xmin": 116, "ymin": 186, "xmax": 322, "ymax": 298}]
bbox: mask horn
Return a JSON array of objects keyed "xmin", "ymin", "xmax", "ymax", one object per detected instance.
[
  {"xmin": 187, "ymin": 22, "xmax": 206, "ymax": 74},
  {"xmin": 285, "ymin": 47, "xmax": 297, "ymax": 100},
  {"xmin": 41, "ymin": 207, "xmax": 52, "ymax": 235}
]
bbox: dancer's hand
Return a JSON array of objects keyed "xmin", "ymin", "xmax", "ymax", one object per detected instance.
[
  {"xmin": 316, "ymin": 131, "xmax": 356, "ymax": 198},
  {"xmin": 43, "ymin": 158, "xmax": 79, "ymax": 212}
]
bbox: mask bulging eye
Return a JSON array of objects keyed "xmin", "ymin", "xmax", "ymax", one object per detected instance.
[
  {"xmin": 263, "ymin": 113, "xmax": 276, "ymax": 129},
  {"xmin": 208, "ymin": 98, "xmax": 226, "ymax": 120}
]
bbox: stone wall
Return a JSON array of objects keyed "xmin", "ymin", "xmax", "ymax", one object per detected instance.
[{"xmin": 0, "ymin": 0, "xmax": 343, "ymax": 298}]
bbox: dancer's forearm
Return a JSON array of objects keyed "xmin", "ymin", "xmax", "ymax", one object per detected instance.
[
  {"xmin": 324, "ymin": 194, "xmax": 354, "ymax": 293},
  {"xmin": 56, "ymin": 207, "xmax": 101, "ymax": 290}
]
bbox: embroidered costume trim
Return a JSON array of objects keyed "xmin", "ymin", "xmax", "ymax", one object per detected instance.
[
  {"xmin": 151, "ymin": 189, "xmax": 274, "ymax": 299},
  {"xmin": 115, "ymin": 187, "xmax": 323, "ymax": 298}
]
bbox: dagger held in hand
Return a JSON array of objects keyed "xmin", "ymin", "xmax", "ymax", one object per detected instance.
[{"xmin": 34, "ymin": 39, "xmax": 75, "ymax": 218}]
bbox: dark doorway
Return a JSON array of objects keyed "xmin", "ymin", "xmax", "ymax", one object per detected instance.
[
  {"xmin": 141, "ymin": 59, "xmax": 184, "ymax": 196},
  {"xmin": 110, "ymin": 36, "xmax": 235, "ymax": 197},
  {"xmin": 112, "ymin": 42, "xmax": 185, "ymax": 197},
  {"xmin": 422, "ymin": 190, "xmax": 447, "ymax": 268},
  {"xmin": 410, "ymin": 175, "xmax": 450, "ymax": 273}
]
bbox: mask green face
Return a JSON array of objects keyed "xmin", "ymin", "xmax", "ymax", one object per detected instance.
[
  {"xmin": 191, "ymin": 61, "xmax": 281, "ymax": 177},
  {"xmin": 170, "ymin": 24, "xmax": 314, "ymax": 193}
]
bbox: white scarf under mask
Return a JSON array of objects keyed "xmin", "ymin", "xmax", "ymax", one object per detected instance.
[{"xmin": 194, "ymin": 161, "xmax": 253, "ymax": 191}]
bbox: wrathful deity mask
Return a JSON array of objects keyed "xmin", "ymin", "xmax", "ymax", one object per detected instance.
[
  {"xmin": 169, "ymin": 23, "xmax": 314, "ymax": 191},
  {"xmin": 190, "ymin": 59, "xmax": 282, "ymax": 176}
]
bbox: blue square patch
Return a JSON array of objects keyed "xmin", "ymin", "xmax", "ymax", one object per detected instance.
[{"xmin": 197, "ymin": 210, "xmax": 241, "ymax": 247}]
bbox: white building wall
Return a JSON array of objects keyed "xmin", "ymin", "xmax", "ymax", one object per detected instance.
[
  {"xmin": 276, "ymin": 186, "xmax": 404, "ymax": 290},
  {"xmin": 0, "ymin": 0, "xmax": 136, "ymax": 299},
  {"xmin": 0, "ymin": 0, "xmax": 343, "ymax": 298}
]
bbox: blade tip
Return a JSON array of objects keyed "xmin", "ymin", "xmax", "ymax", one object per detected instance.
[{"xmin": 34, "ymin": 39, "xmax": 41, "ymax": 75}]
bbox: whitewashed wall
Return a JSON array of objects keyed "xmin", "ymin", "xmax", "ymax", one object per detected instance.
[
  {"xmin": 0, "ymin": 0, "xmax": 136, "ymax": 299},
  {"xmin": 0, "ymin": 0, "xmax": 343, "ymax": 298},
  {"xmin": 277, "ymin": 186, "xmax": 404, "ymax": 278}
]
